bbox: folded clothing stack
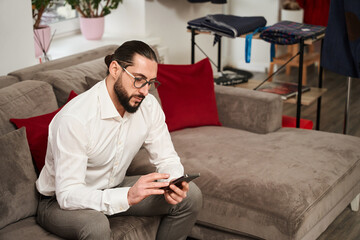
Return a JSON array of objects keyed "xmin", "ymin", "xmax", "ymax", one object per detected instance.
[
  {"xmin": 188, "ymin": 14, "xmax": 267, "ymax": 38},
  {"xmin": 260, "ymin": 21, "xmax": 326, "ymax": 45}
]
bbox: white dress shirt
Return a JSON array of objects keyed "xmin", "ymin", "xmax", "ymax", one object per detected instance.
[{"xmin": 36, "ymin": 79, "xmax": 184, "ymax": 215}]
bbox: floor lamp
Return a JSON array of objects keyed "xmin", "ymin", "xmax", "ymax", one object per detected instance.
[{"xmin": 344, "ymin": 77, "xmax": 352, "ymax": 134}]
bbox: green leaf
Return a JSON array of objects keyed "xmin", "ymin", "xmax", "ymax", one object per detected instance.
[{"xmin": 64, "ymin": 0, "xmax": 123, "ymax": 17}]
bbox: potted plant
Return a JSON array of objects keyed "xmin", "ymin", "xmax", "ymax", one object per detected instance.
[
  {"xmin": 65, "ymin": 0, "xmax": 123, "ymax": 40},
  {"xmin": 281, "ymin": 0, "xmax": 304, "ymax": 23},
  {"xmin": 32, "ymin": 0, "xmax": 54, "ymax": 59}
]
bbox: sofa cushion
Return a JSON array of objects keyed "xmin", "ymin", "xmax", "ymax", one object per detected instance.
[
  {"xmin": 8, "ymin": 45, "xmax": 118, "ymax": 82},
  {"xmin": 0, "ymin": 128, "xmax": 38, "ymax": 230},
  {"xmin": 0, "ymin": 75, "xmax": 20, "ymax": 89},
  {"xmin": 0, "ymin": 215, "xmax": 160, "ymax": 240},
  {"xmin": 157, "ymin": 58, "xmax": 221, "ymax": 132},
  {"xmin": 85, "ymin": 75, "xmax": 101, "ymax": 89},
  {"xmin": 0, "ymin": 80, "xmax": 58, "ymax": 136},
  {"xmin": 0, "ymin": 217, "xmax": 62, "ymax": 240},
  {"xmin": 33, "ymin": 57, "xmax": 107, "ymax": 107},
  {"xmin": 131, "ymin": 126, "xmax": 360, "ymax": 240},
  {"xmin": 10, "ymin": 91, "xmax": 78, "ymax": 172}
]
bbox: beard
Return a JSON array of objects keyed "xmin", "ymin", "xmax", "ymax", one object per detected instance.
[{"xmin": 114, "ymin": 77, "xmax": 145, "ymax": 113}]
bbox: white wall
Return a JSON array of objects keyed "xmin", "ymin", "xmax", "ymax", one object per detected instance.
[
  {"xmin": 0, "ymin": 0, "xmax": 37, "ymax": 75},
  {"xmin": 145, "ymin": 0, "xmax": 224, "ymax": 66},
  {"xmin": 104, "ymin": 0, "xmax": 282, "ymax": 73},
  {"xmin": 103, "ymin": 0, "xmax": 224, "ymax": 71},
  {"xmin": 105, "ymin": 0, "xmax": 147, "ymax": 38},
  {"xmin": 0, "ymin": 0, "xmax": 279, "ymax": 76},
  {"xmin": 227, "ymin": 0, "xmax": 280, "ymax": 72}
]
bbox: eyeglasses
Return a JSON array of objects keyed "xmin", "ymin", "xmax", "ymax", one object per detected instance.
[{"xmin": 120, "ymin": 64, "xmax": 161, "ymax": 89}]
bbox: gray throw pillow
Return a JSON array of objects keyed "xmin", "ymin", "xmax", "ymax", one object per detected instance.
[
  {"xmin": 33, "ymin": 58, "xmax": 107, "ymax": 107},
  {"xmin": 85, "ymin": 75, "xmax": 102, "ymax": 89},
  {"xmin": 0, "ymin": 128, "xmax": 38, "ymax": 230}
]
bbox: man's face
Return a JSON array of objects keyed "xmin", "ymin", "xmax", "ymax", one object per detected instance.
[{"xmin": 114, "ymin": 54, "xmax": 158, "ymax": 113}]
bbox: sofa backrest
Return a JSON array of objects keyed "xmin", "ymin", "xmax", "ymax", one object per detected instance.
[
  {"xmin": 8, "ymin": 45, "xmax": 118, "ymax": 81},
  {"xmin": 0, "ymin": 80, "xmax": 58, "ymax": 135},
  {"xmin": 0, "ymin": 75, "xmax": 20, "ymax": 89},
  {"xmin": 32, "ymin": 57, "xmax": 108, "ymax": 107}
]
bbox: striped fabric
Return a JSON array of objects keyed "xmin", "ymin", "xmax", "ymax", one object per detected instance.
[{"xmin": 260, "ymin": 21, "xmax": 326, "ymax": 45}]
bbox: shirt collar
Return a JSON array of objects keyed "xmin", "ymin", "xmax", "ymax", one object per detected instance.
[{"xmin": 98, "ymin": 79, "xmax": 122, "ymax": 121}]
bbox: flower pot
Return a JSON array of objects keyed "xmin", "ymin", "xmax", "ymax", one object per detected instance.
[
  {"xmin": 80, "ymin": 17, "xmax": 105, "ymax": 40},
  {"xmin": 281, "ymin": 8, "xmax": 304, "ymax": 23},
  {"xmin": 34, "ymin": 25, "xmax": 51, "ymax": 58}
]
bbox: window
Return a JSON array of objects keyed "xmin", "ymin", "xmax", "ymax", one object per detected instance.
[{"xmin": 41, "ymin": 0, "xmax": 80, "ymax": 37}]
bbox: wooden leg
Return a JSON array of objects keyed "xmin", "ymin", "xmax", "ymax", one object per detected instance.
[
  {"xmin": 286, "ymin": 65, "xmax": 291, "ymax": 75},
  {"xmin": 302, "ymin": 65, "xmax": 307, "ymax": 85},
  {"xmin": 351, "ymin": 194, "xmax": 359, "ymax": 212},
  {"xmin": 308, "ymin": 44, "xmax": 315, "ymax": 53},
  {"xmin": 268, "ymin": 62, "xmax": 274, "ymax": 82}
]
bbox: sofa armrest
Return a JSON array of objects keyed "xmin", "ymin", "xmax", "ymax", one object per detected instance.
[{"xmin": 214, "ymin": 84, "xmax": 283, "ymax": 134}]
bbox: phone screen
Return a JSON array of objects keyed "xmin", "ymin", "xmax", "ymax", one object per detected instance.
[{"xmin": 160, "ymin": 173, "xmax": 200, "ymax": 190}]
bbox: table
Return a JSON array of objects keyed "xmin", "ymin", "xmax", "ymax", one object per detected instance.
[
  {"xmin": 188, "ymin": 28, "xmax": 325, "ymax": 129},
  {"xmin": 234, "ymin": 79, "xmax": 327, "ymax": 106},
  {"xmin": 268, "ymin": 44, "xmax": 320, "ymax": 85}
]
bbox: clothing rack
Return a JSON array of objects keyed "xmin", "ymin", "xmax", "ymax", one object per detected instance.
[{"xmin": 189, "ymin": 27, "xmax": 325, "ymax": 129}]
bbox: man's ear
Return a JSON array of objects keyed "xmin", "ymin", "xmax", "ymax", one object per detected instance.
[{"xmin": 109, "ymin": 61, "xmax": 121, "ymax": 79}]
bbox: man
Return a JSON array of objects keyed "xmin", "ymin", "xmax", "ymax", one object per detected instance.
[{"xmin": 36, "ymin": 40, "xmax": 202, "ymax": 240}]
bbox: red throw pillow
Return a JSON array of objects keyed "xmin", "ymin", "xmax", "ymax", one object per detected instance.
[
  {"xmin": 10, "ymin": 91, "xmax": 78, "ymax": 172},
  {"xmin": 157, "ymin": 58, "xmax": 221, "ymax": 132}
]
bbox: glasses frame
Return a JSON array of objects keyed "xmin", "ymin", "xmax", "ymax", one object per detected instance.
[{"xmin": 116, "ymin": 61, "xmax": 161, "ymax": 89}]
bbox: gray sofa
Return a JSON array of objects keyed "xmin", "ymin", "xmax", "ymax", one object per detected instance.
[{"xmin": 0, "ymin": 45, "xmax": 359, "ymax": 240}]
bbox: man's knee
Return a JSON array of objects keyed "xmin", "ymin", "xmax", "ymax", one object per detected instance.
[
  {"xmin": 78, "ymin": 210, "xmax": 112, "ymax": 240},
  {"xmin": 184, "ymin": 182, "xmax": 203, "ymax": 214},
  {"xmin": 37, "ymin": 198, "xmax": 112, "ymax": 240}
]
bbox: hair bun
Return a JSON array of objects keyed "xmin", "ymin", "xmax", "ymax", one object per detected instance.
[{"xmin": 104, "ymin": 54, "xmax": 114, "ymax": 68}]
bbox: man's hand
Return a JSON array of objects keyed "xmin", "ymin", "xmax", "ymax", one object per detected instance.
[
  {"xmin": 164, "ymin": 181, "xmax": 189, "ymax": 205},
  {"xmin": 127, "ymin": 173, "xmax": 170, "ymax": 206}
]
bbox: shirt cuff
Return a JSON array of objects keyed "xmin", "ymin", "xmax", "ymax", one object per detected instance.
[{"xmin": 103, "ymin": 187, "xmax": 131, "ymax": 215}]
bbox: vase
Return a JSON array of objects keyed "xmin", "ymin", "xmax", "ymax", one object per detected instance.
[
  {"xmin": 281, "ymin": 8, "xmax": 304, "ymax": 23},
  {"xmin": 80, "ymin": 17, "xmax": 105, "ymax": 40},
  {"xmin": 34, "ymin": 25, "xmax": 51, "ymax": 58}
]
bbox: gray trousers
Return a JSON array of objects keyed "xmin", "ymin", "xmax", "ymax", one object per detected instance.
[{"xmin": 36, "ymin": 176, "xmax": 203, "ymax": 240}]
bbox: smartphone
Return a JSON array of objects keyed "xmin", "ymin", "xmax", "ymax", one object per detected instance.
[{"xmin": 160, "ymin": 173, "xmax": 200, "ymax": 190}]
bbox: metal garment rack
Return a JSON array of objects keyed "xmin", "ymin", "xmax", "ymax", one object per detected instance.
[{"xmin": 190, "ymin": 27, "xmax": 325, "ymax": 130}]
